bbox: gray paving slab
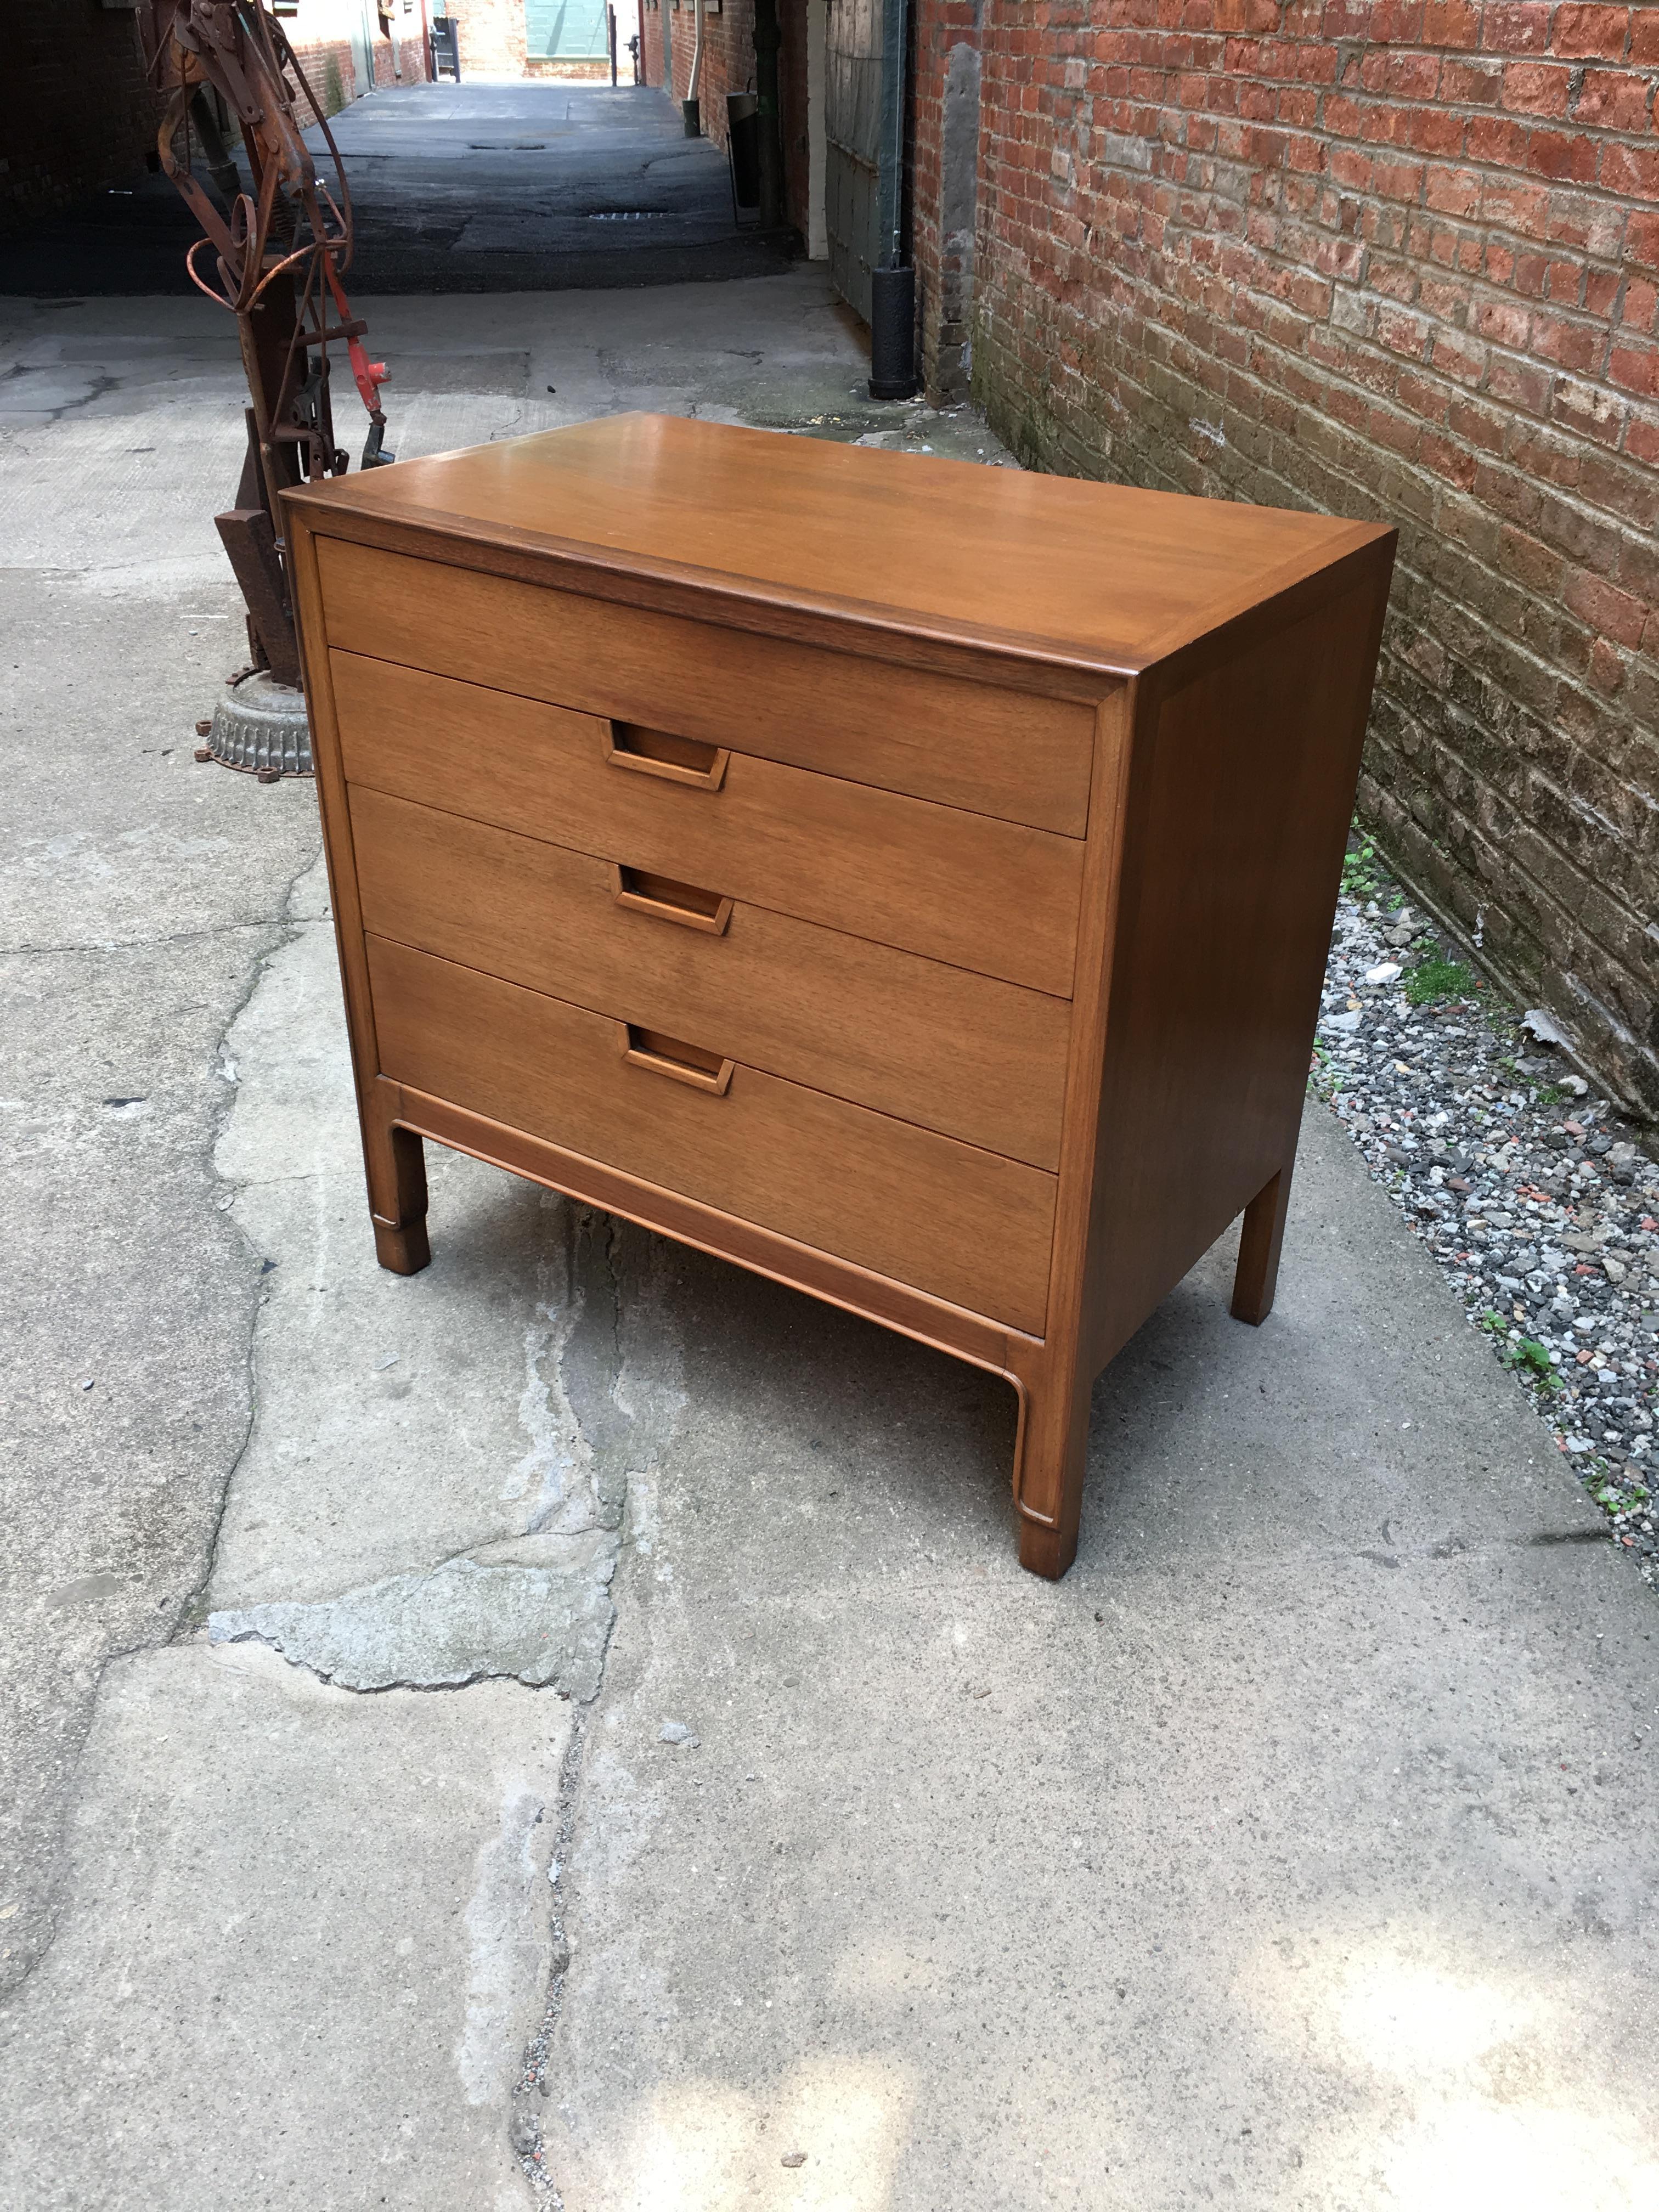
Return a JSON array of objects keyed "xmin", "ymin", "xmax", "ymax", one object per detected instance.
[
  {"xmin": 0, "ymin": 1641, "xmax": 570, "ymax": 2211},
  {"xmin": 546, "ymin": 1104, "xmax": 1659, "ymax": 2209}
]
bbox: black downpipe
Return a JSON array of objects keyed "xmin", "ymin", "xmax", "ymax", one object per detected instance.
[
  {"xmin": 753, "ymin": 0, "xmax": 786, "ymax": 231},
  {"xmin": 869, "ymin": 0, "xmax": 918, "ymax": 399}
]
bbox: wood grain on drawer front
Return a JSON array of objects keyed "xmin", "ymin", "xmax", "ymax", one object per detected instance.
[
  {"xmin": 332, "ymin": 651, "xmax": 1084, "ymax": 998},
  {"xmin": 367, "ymin": 936, "xmax": 1056, "ymax": 1334},
  {"xmin": 351, "ymin": 785, "xmax": 1070, "ymax": 1170},
  {"xmin": 316, "ymin": 536, "xmax": 1097, "ymax": 836}
]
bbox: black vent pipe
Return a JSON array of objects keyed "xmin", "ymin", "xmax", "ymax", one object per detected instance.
[{"xmin": 869, "ymin": 0, "xmax": 918, "ymax": 399}]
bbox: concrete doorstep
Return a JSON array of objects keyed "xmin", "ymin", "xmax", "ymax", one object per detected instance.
[{"xmin": 2, "ymin": 274, "xmax": 1657, "ymax": 2211}]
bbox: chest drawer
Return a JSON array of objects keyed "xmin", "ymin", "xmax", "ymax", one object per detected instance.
[
  {"xmin": 352, "ymin": 786, "xmax": 1071, "ymax": 1170},
  {"xmin": 368, "ymin": 936, "xmax": 1056, "ymax": 1334},
  {"xmin": 332, "ymin": 651, "xmax": 1084, "ymax": 997},
  {"xmin": 315, "ymin": 536, "xmax": 1098, "ymax": 835}
]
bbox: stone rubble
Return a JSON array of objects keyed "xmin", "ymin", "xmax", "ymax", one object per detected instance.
[{"xmin": 1316, "ymin": 855, "xmax": 1659, "ymax": 1588}]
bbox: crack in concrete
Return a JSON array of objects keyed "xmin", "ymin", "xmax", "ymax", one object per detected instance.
[
  {"xmin": 2, "ymin": 919, "xmax": 294, "ymax": 958},
  {"xmin": 0, "ymin": 367, "xmax": 121, "ymax": 420},
  {"xmin": 170, "ymin": 888, "xmax": 313, "ymax": 1644},
  {"xmin": 511, "ymin": 1711, "xmax": 589, "ymax": 2205}
]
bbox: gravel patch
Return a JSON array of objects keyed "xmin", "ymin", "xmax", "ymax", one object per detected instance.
[{"xmin": 1314, "ymin": 840, "xmax": 1659, "ymax": 1588}]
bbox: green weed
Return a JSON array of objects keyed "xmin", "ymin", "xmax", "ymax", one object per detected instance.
[
  {"xmin": 1505, "ymin": 1337, "xmax": 1561, "ymax": 1390},
  {"xmin": 1480, "ymin": 1312, "xmax": 1562, "ymax": 1392},
  {"xmin": 1341, "ymin": 839, "xmax": 1384, "ymax": 902}
]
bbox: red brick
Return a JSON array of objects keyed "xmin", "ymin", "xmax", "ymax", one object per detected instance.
[
  {"xmin": 1571, "ymin": 68, "xmax": 1655, "ymax": 131},
  {"xmin": 1397, "ymin": 367, "xmax": 1452, "ymax": 420},
  {"xmin": 1421, "ymin": 429, "xmax": 1479, "ymax": 485},
  {"xmin": 1425, "ymin": 165, "xmax": 1482, "ymax": 216},
  {"xmin": 1475, "ymin": 297, "xmax": 1533, "ymax": 348},
  {"xmin": 1422, "ymin": 0, "xmax": 1480, "ymax": 47},
  {"xmin": 1466, "ymin": 114, "xmax": 1531, "ymax": 165},
  {"xmin": 1499, "ymin": 524, "xmax": 1565, "ymax": 592},
  {"xmin": 1527, "ymin": 131, "xmax": 1599, "ymax": 184},
  {"xmin": 1481, "ymin": 174, "xmax": 1550, "ymax": 235},
  {"xmin": 1485, "ymin": 351, "xmax": 1553, "ymax": 410},
  {"xmin": 1441, "ymin": 58, "xmax": 1505, "ymax": 103},
  {"xmin": 1584, "ymin": 268, "xmax": 1623, "ymax": 317},
  {"xmin": 1564, "ymin": 569, "xmax": 1649, "ymax": 647},
  {"xmin": 1600, "ymin": 144, "xmax": 1659, "ymax": 201},
  {"xmin": 1550, "ymin": 4, "xmax": 1632, "ymax": 59},
  {"xmin": 1447, "ymin": 394, "xmax": 1510, "ymax": 452},
  {"xmin": 1482, "ymin": 3, "xmax": 1551, "ymax": 53},
  {"xmin": 1373, "ymin": 156, "xmax": 1427, "ymax": 201},
  {"xmin": 1528, "ymin": 310, "xmax": 1605, "ymax": 373},
  {"xmin": 1545, "ymin": 190, "xmax": 1625, "ymax": 256},
  {"xmin": 1502, "ymin": 61, "xmax": 1573, "ymax": 116},
  {"xmin": 1432, "ymin": 327, "xmax": 1489, "ymax": 383},
  {"xmin": 1407, "ymin": 106, "xmax": 1468, "ymax": 155},
  {"xmin": 1609, "ymin": 341, "xmax": 1659, "ymax": 396}
]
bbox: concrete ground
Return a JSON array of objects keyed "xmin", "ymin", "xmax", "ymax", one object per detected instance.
[
  {"xmin": 3, "ymin": 269, "xmax": 1657, "ymax": 2210},
  {"xmin": 0, "ymin": 82, "xmax": 792, "ymax": 298}
]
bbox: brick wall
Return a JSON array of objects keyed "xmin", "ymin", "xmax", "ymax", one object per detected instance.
[
  {"xmin": 289, "ymin": 36, "xmax": 360, "ymax": 114},
  {"xmin": 369, "ymin": 30, "xmax": 432, "ymax": 84},
  {"xmin": 0, "ymin": 2, "xmax": 167, "ymax": 232},
  {"xmin": 644, "ymin": 0, "xmax": 750, "ymax": 152},
  {"xmin": 445, "ymin": 0, "xmax": 529, "ymax": 74},
  {"xmin": 912, "ymin": 0, "xmax": 1659, "ymax": 1120},
  {"xmin": 642, "ymin": 0, "xmax": 810, "ymax": 233}
]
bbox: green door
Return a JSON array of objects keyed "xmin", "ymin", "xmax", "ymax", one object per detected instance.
[{"xmin": 524, "ymin": 0, "xmax": 612, "ymax": 59}]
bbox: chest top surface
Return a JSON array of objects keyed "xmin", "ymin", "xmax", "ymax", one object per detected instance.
[{"xmin": 286, "ymin": 414, "xmax": 1391, "ymax": 679}]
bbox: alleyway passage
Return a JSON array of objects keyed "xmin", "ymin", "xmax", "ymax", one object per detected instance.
[{"xmin": 0, "ymin": 82, "xmax": 791, "ymax": 297}]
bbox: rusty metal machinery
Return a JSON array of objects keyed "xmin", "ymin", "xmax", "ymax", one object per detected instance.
[{"xmin": 138, "ymin": 0, "xmax": 393, "ymax": 714}]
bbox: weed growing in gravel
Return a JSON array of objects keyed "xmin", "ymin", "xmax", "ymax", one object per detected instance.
[
  {"xmin": 1480, "ymin": 1312, "xmax": 1564, "ymax": 1391},
  {"xmin": 1341, "ymin": 839, "xmax": 1384, "ymax": 903},
  {"xmin": 1597, "ymin": 1477, "xmax": 1650, "ymax": 1514},
  {"xmin": 1405, "ymin": 955, "xmax": 1477, "ymax": 1005}
]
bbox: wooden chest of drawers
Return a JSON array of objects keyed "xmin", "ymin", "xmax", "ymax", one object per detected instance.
[{"xmin": 284, "ymin": 414, "xmax": 1393, "ymax": 1578}]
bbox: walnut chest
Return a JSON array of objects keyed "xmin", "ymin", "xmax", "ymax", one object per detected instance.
[{"xmin": 284, "ymin": 414, "xmax": 1394, "ymax": 1578}]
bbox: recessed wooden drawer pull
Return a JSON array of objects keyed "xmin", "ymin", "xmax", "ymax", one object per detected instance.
[
  {"xmin": 605, "ymin": 721, "xmax": 730, "ymax": 791},
  {"xmin": 619, "ymin": 1022, "xmax": 735, "ymax": 1095},
  {"xmin": 608, "ymin": 862, "xmax": 733, "ymax": 935}
]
